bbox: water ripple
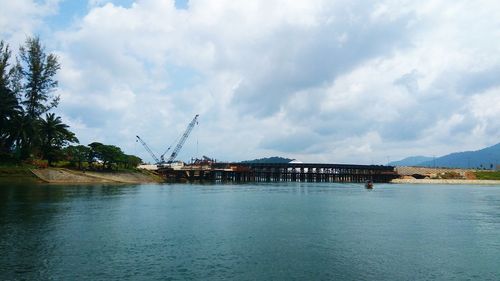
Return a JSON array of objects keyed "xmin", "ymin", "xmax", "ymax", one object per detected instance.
[{"xmin": 1, "ymin": 182, "xmax": 499, "ymax": 280}]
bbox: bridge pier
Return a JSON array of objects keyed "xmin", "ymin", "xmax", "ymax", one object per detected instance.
[{"xmin": 158, "ymin": 163, "xmax": 397, "ymax": 184}]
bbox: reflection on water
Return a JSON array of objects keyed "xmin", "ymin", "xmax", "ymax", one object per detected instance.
[{"xmin": 1, "ymin": 182, "xmax": 499, "ymax": 280}]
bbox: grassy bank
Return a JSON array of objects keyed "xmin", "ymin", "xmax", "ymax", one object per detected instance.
[
  {"xmin": 392, "ymin": 178, "xmax": 500, "ymax": 184},
  {"xmin": 474, "ymin": 171, "xmax": 500, "ymax": 180},
  {"xmin": 0, "ymin": 164, "xmax": 40, "ymax": 183}
]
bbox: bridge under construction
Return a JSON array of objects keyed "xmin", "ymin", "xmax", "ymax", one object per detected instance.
[
  {"xmin": 137, "ymin": 114, "xmax": 397, "ymax": 184},
  {"xmin": 157, "ymin": 162, "xmax": 397, "ymax": 183}
]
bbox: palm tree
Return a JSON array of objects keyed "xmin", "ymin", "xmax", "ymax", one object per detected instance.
[
  {"xmin": 9, "ymin": 112, "xmax": 32, "ymax": 159},
  {"xmin": 39, "ymin": 113, "xmax": 78, "ymax": 165},
  {"xmin": 0, "ymin": 87, "xmax": 22, "ymax": 154},
  {"xmin": 0, "ymin": 40, "xmax": 22, "ymax": 157}
]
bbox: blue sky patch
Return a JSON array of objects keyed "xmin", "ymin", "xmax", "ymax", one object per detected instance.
[
  {"xmin": 175, "ymin": 0, "xmax": 189, "ymax": 10},
  {"xmin": 167, "ymin": 64, "xmax": 201, "ymax": 92}
]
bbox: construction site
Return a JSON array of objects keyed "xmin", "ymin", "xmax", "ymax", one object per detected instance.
[{"xmin": 136, "ymin": 114, "xmax": 398, "ymax": 183}]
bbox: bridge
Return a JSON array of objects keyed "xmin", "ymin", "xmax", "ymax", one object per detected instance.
[{"xmin": 158, "ymin": 162, "xmax": 398, "ymax": 183}]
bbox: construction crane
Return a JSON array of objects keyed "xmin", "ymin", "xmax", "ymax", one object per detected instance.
[
  {"xmin": 136, "ymin": 114, "xmax": 199, "ymax": 166},
  {"xmin": 136, "ymin": 135, "xmax": 161, "ymax": 164},
  {"xmin": 164, "ymin": 114, "xmax": 199, "ymax": 163}
]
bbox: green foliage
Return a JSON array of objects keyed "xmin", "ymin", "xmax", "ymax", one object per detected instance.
[
  {"xmin": 123, "ymin": 155, "xmax": 142, "ymax": 169},
  {"xmin": 0, "ymin": 165, "xmax": 35, "ymax": 177},
  {"xmin": 9, "ymin": 113, "xmax": 32, "ymax": 159},
  {"xmin": 16, "ymin": 36, "xmax": 61, "ymax": 119},
  {"xmin": 241, "ymin": 156, "xmax": 294, "ymax": 164},
  {"xmin": 0, "ymin": 37, "xmax": 78, "ymax": 164},
  {"xmin": 0, "ymin": 36, "xmax": 139, "ymax": 170},
  {"xmin": 0, "ymin": 40, "xmax": 11, "ymax": 87},
  {"xmin": 64, "ymin": 145, "xmax": 91, "ymax": 169},
  {"xmin": 96, "ymin": 144, "xmax": 123, "ymax": 170},
  {"xmin": 0, "ymin": 41, "xmax": 22, "ymax": 154},
  {"xmin": 66, "ymin": 143, "xmax": 142, "ymax": 171},
  {"xmin": 0, "ymin": 163, "xmax": 40, "ymax": 183},
  {"xmin": 474, "ymin": 171, "xmax": 500, "ymax": 180},
  {"xmin": 0, "ymin": 87, "xmax": 21, "ymax": 151},
  {"xmin": 40, "ymin": 113, "xmax": 79, "ymax": 164},
  {"xmin": 12, "ymin": 36, "xmax": 62, "ymax": 156}
]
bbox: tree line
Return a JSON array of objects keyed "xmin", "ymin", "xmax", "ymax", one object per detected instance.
[
  {"xmin": 65, "ymin": 143, "xmax": 142, "ymax": 170},
  {"xmin": 0, "ymin": 37, "xmax": 141, "ymax": 170}
]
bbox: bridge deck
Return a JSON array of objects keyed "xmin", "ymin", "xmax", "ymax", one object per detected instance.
[{"xmin": 158, "ymin": 163, "xmax": 398, "ymax": 183}]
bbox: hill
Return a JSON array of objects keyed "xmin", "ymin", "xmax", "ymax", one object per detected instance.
[
  {"xmin": 419, "ymin": 143, "xmax": 500, "ymax": 169},
  {"xmin": 389, "ymin": 156, "xmax": 433, "ymax": 166},
  {"xmin": 241, "ymin": 156, "xmax": 293, "ymax": 164},
  {"xmin": 391, "ymin": 142, "xmax": 500, "ymax": 169}
]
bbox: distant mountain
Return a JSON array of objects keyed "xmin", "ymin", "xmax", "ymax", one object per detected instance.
[
  {"xmin": 419, "ymin": 143, "xmax": 500, "ymax": 169},
  {"xmin": 391, "ymin": 142, "xmax": 500, "ymax": 169},
  {"xmin": 241, "ymin": 156, "xmax": 293, "ymax": 164},
  {"xmin": 389, "ymin": 156, "xmax": 433, "ymax": 166}
]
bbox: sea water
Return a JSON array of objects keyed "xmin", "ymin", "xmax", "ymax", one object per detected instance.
[{"xmin": 1, "ymin": 182, "xmax": 499, "ymax": 280}]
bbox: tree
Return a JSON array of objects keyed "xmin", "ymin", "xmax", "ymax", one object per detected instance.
[
  {"xmin": 0, "ymin": 89, "xmax": 22, "ymax": 156},
  {"xmin": 39, "ymin": 113, "xmax": 78, "ymax": 165},
  {"xmin": 99, "ymin": 145, "xmax": 124, "ymax": 170},
  {"xmin": 0, "ymin": 40, "xmax": 12, "ymax": 89},
  {"xmin": 88, "ymin": 142, "xmax": 137, "ymax": 170},
  {"xmin": 87, "ymin": 142, "xmax": 103, "ymax": 169},
  {"xmin": 12, "ymin": 37, "xmax": 61, "ymax": 156},
  {"xmin": 1, "ymin": 36, "xmax": 81, "ymax": 164},
  {"xmin": 64, "ymin": 145, "xmax": 91, "ymax": 169},
  {"xmin": 122, "ymin": 155, "xmax": 142, "ymax": 169},
  {"xmin": 0, "ymin": 41, "xmax": 23, "ymax": 157},
  {"xmin": 8, "ymin": 113, "xmax": 31, "ymax": 160},
  {"xmin": 15, "ymin": 36, "xmax": 60, "ymax": 119}
]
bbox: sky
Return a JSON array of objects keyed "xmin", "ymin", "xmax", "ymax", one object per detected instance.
[{"xmin": 1, "ymin": 0, "xmax": 500, "ymax": 164}]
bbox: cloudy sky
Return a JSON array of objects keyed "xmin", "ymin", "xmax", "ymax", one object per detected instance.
[{"xmin": 1, "ymin": 0, "xmax": 500, "ymax": 164}]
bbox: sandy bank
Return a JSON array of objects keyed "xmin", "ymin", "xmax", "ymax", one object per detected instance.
[
  {"xmin": 31, "ymin": 168, "xmax": 162, "ymax": 184},
  {"xmin": 391, "ymin": 178, "xmax": 500, "ymax": 185}
]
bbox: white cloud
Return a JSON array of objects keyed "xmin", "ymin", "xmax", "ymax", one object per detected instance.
[
  {"xmin": 0, "ymin": 0, "xmax": 59, "ymax": 45},
  {"xmin": 4, "ymin": 0, "xmax": 500, "ymax": 163}
]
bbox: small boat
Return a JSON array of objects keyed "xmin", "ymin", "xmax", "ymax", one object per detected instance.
[{"xmin": 365, "ymin": 180, "xmax": 373, "ymax": 189}]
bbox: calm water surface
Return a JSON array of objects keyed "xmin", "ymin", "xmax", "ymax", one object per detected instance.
[{"xmin": 1, "ymin": 182, "xmax": 499, "ymax": 280}]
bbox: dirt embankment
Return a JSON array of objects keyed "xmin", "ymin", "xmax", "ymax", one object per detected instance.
[
  {"xmin": 31, "ymin": 168, "xmax": 162, "ymax": 184},
  {"xmin": 391, "ymin": 178, "xmax": 500, "ymax": 185}
]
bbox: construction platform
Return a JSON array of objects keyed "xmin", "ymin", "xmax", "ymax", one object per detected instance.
[{"xmin": 157, "ymin": 162, "xmax": 397, "ymax": 183}]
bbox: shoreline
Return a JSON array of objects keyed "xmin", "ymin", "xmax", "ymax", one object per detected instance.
[
  {"xmin": 1, "ymin": 167, "xmax": 162, "ymax": 184},
  {"xmin": 32, "ymin": 168, "xmax": 163, "ymax": 184},
  {"xmin": 391, "ymin": 178, "xmax": 500, "ymax": 185},
  {"xmin": 3, "ymin": 167, "xmax": 500, "ymax": 185}
]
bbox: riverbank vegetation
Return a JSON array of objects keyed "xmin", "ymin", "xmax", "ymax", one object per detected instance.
[
  {"xmin": 0, "ymin": 37, "xmax": 141, "ymax": 171},
  {"xmin": 64, "ymin": 143, "xmax": 142, "ymax": 171},
  {"xmin": 474, "ymin": 171, "xmax": 500, "ymax": 180}
]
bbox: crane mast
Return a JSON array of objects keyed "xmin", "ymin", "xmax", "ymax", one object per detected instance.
[
  {"xmin": 166, "ymin": 114, "xmax": 199, "ymax": 163},
  {"xmin": 136, "ymin": 114, "xmax": 199, "ymax": 166},
  {"xmin": 136, "ymin": 135, "xmax": 161, "ymax": 164}
]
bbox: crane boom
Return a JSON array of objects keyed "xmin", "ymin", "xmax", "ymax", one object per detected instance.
[
  {"xmin": 166, "ymin": 114, "xmax": 199, "ymax": 163},
  {"xmin": 136, "ymin": 135, "xmax": 161, "ymax": 164}
]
